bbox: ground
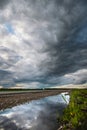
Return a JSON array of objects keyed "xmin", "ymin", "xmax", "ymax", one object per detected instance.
[
  {"xmin": 58, "ymin": 89, "xmax": 87, "ymax": 130},
  {"xmin": 0, "ymin": 89, "xmax": 70, "ymax": 110}
]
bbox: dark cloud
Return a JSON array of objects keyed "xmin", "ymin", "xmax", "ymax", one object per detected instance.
[
  {"xmin": 38, "ymin": 0, "xmax": 87, "ymax": 77},
  {"xmin": 0, "ymin": 0, "xmax": 87, "ymax": 88},
  {"xmin": 0, "ymin": 70, "xmax": 15, "ymax": 87},
  {"xmin": 0, "ymin": 0, "xmax": 10, "ymax": 9}
]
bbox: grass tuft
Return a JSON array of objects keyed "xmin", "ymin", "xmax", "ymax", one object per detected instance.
[{"xmin": 59, "ymin": 89, "xmax": 87, "ymax": 130}]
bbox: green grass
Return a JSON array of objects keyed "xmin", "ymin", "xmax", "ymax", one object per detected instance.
[{"xmin": 59, "ymin": 89, "xmax": 87, "ymax": 130}]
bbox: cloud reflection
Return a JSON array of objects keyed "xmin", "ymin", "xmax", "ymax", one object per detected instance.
[{"xmin": 0, "ymin": 93, "xmax": 69, "ymax": 130}]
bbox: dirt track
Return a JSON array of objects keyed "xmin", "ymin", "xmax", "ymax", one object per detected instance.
[{"xmin": 0, "ymin": 89, "xmax": 70, "ymax": 110}]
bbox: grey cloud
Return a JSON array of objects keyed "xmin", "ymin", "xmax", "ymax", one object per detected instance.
[
  {"xmin": 0, "ymin": 0, "xmax": 10, "ymax": 9},
  {"xmin": 69, "ymin": 70, "xmax": 87, "ymax": 85},
  {"xmin": 0, "ymin": 95, "xmax": 67, "ymax": 130},
  {"xmin": 38, "ymin": 0, "xmax": 87, "ymax": 77},
  {"xmin": 0, "ymin": 70, "xmax": 15, "ymax": 87},
  {"xmin": 0, "ymin": 46, "xmax": 22, "ymax": 87},
  {"xmin": 0, "ymin": 0, "xmax": 87, "ymax": 88},
  {"xmin": 0, "ymin": 46, "xmax": 22, "ymax": 69}
]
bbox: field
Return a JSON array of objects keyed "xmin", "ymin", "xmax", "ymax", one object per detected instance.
[
  {"xmin": 0, "ymin": 89, "xmax": 70, "ymax": 110},
  {"xmin": 58, "ymin": 89, "xmax": 87, "ymax": 130}
]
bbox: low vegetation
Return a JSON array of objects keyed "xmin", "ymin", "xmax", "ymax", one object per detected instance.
[
  {"xmin": 0, "ymin": 88, "xmax": 43, "ymax": 91},
  {"xmin": 58, "ymin": 89, "xmax": 87, "ymax": 130}
]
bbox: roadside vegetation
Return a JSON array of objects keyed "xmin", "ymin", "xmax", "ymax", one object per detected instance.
[{"xmin": 58, "ymin": 89, "xmax": 87, "ymax": 130}]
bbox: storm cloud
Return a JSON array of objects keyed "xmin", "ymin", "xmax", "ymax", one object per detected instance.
[{"xmin": 0, "ymin": 0, "xmax": 87, "ymax": 88}]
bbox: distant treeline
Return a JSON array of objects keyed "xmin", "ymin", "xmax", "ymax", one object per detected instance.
[
  {"xmin": 0, "ymin": 88, "xmax": 43, "ymax": 91},
  {"xmin": 0, "ymin": 88, "xmax": 70, "ymax": 91}
]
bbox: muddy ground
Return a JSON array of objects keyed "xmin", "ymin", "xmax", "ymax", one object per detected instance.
[{"xmin": 0, "ymin": 89, "xmax": 70, "ymax": 110}]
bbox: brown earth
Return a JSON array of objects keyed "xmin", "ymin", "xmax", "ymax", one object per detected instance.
[{"xmin": 0, "ymin": 89, "xmax": 70, "ymax": 110}]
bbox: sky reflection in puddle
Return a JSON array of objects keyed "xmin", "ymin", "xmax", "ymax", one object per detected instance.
[{"xmin": 0, "ymin": 92, "xmax": 70, "ymax": 130}]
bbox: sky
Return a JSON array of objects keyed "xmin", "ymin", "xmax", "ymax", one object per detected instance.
[{"xmin": 0, "ymin": 0, "xmax": 87, "ymax": 89}]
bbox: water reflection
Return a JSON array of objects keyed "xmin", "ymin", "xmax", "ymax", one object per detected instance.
[{"xmin": 0, "ymin": 92, "xmax": 69, "ymax": 130}]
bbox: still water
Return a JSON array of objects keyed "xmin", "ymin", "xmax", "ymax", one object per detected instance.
[{"xmin": 0, "ymin": 92, "xmax": 69, "ymax": 130}]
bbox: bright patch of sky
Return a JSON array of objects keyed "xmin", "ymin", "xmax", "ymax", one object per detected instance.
[{"xmin": 5, "ymin": 23, "xmax": 15, "ymax": 34}]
